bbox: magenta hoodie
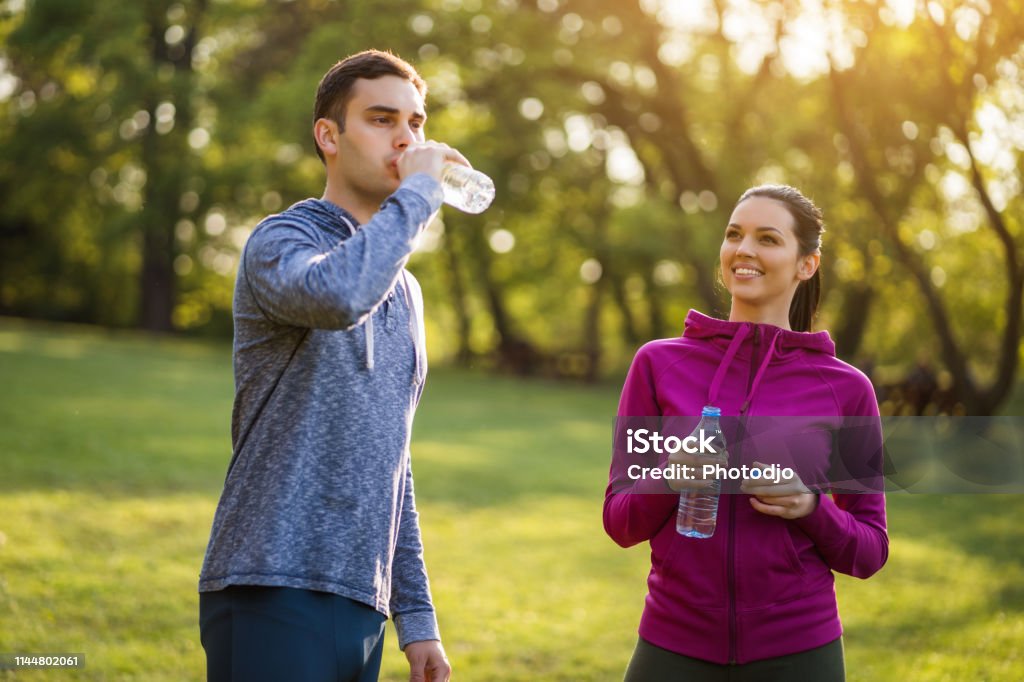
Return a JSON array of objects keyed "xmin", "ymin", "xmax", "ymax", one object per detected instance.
[{"xmin": 604, "ymin": 310, "xmax": 888, "ymax": 665}]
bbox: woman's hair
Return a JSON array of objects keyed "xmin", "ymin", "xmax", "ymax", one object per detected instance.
[{"xmin": 735, "ymin": 184, "xmax": 825, "ymax": 332}]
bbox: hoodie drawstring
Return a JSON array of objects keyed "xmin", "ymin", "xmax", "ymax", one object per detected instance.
[
  {"xmin": 706, "ymin": 324, "xmax": 781, "ymax": 414},
  {"xmin": 741, "ymin": 332, "xmax": 779, "ymax": 414},
  {"xmin": 365, "ymin": 277, "xmax": 423, "ymax": 381},
  {"xmin": 333, "ymin": 212, "xmax": 377, "ymax": 371},
  {"xmin": 365, "ymin": 314, "xmax": 375, "ymax": 369},
  {"xmin": 708, "ymin": 325, "xmax": 750, "ymax": 406}
]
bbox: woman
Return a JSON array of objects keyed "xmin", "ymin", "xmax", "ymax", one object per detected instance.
[{"xmin": 604, "ymin": 185, "xmax": 887, "ymax": 681}]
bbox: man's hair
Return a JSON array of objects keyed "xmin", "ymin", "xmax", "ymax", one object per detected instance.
[{"xmin": 313, "ymin": 49, "xmax": 427, "ymax": 163}]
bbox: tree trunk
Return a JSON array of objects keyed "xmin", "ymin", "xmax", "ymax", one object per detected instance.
[
  {"xmin": 831, "ymin": 282, "xmax": 873, "ymax": 361},
  {"xmin": 462, "ymin": 216, "xmax": 539, "ymax": 373},
  {"xmin": 441, "ymin": 221, "xmax": 473, "ymax": 366},
  {"xmin": 583, "ymin": 275, "xmax": 604, "ymax": 382},
  {"xmin": 582, "ymin": 213, "xmax": 611, "ymax": 381},
  {"xmin": 643, "ymin": 266, "xmax": 669, "ymax": 339},
  {"xmin": 138, "ymin": 0, "xmax": 205, "ymax": 332},
  {"xmin": 608, "ymin": 268, "xmax": 641, "ymax": 348}
]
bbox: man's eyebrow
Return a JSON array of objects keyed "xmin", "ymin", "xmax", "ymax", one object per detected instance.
[{"xmin": 364, "ymin": 105, "xmax": 427, "ymax": 121}]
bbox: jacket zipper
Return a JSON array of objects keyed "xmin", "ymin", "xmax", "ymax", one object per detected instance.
[{"xmin": 729, "ymin": 324, "xmax": 761, "ymax": 664}]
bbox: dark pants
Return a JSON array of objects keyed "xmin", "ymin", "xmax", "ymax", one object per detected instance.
[
  {"xmin": 199, "ymin": 586, "xmax": 386, "ymax": 682},
  {"xmin": 624, "ymin": 636, "xmax": 845, "ymax": 682}
]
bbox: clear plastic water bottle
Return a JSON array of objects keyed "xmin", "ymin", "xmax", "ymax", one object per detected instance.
[
  {"xmin": 676, "ymin": 406, "xmax": 726, "ymax": 538},
  {"xmin": 440, "ymin": 162, "xmax": 495, "ymax": 214}
]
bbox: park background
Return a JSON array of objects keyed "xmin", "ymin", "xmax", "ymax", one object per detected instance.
[{"xmin": 1, "ymin": 0, "xmax": 1022, "ymax": 679}]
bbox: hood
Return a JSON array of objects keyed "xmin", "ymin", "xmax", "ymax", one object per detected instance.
[
  {"xmin": 681, "ymin": 310, "xmax": 836, "ymax": 413},
  {"xmin": 294, "ymin": 198, "xmax": 360, "ymax": 235},
  {"xmin": 682, "ymin": 310, "xmax": 835, "ymax": 354},
  {"xmin": 294, "ymin": 199, "xmax": 384, "ymax": 369}
]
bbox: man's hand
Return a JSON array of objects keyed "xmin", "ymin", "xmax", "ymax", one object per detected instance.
[
  {"xmin": 397, "ymin": 141, "xmax": 470, "ymax": 183},
  {"xmin": 740, "ymin": 461, "xmax": 817, "ymax": 519},
  {"xmin": 404, "ymin": 639, "xmax": 451, "ymax": 682}
]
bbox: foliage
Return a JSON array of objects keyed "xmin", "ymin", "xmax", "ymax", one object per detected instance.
[{"xmin": 1, "ymin": 0, "xmax": 1022, "ymax": 409}]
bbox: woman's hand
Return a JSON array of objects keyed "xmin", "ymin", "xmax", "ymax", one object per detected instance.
[{"xmin": 740, "ymin": 461, "xmax": 818, "ymax": 519}]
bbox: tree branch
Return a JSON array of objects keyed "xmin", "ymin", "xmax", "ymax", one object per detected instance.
[{"xmin": 829, "ymin": 63, "xmax": 978, "ymax": 408}]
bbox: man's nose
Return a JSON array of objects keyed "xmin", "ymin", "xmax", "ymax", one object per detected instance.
[{"xmin": 394, "ymin": 125, "xmax": 416, "ymax": 149}]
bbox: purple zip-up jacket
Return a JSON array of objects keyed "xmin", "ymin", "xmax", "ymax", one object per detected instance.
[{"xmin": 604, "ymin": 310, "xmax": 888, "ymax": 664}]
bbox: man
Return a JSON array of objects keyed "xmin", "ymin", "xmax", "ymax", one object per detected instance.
[{"xmin": 198, "ymin": 50, "xmax": 460, "ymax": 682}]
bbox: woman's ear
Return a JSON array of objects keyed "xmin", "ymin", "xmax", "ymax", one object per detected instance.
[
  {"xmin": 798, "ymin": 252, "xmax": 820, "ymax": 281},
  {"xmin": 313, "ymin": 118, "xmax": 340, "ymax": 158}
]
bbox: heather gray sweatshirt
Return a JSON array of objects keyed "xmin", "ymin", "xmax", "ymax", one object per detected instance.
[{"xmin": 199, "ymin": 174, "xmax": 444, "ymax": 649}]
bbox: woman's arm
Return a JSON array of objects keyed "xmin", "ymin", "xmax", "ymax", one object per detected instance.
[
  {"xmin": 792, "ymin": 490, "xmax": 888, "ymax": 578},
  {"xmin": 603, "ymin": 345, "xmax": 679, "ymax": 548},
  {"xmin": 793, "ymin": 380, "xmax": 888, "ymax": 578}
]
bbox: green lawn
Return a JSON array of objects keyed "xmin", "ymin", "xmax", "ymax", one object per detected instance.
[{"xmin": 0, "ymin": 317, "xmax": 1021, "ymax": 680}]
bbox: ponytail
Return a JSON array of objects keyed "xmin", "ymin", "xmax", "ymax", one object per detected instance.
[{"xmin": 789, "ymin": 269, "xmax": 821, "ymax": 333}]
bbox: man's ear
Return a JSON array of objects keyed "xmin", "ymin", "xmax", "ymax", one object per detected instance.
[
  {"xmin": 313, "ymin": 118, "xmax": 340, "ymax": 158},
  {"xmin": 798, "ymin": 252, "xmax": 820, "ymax": 281}
]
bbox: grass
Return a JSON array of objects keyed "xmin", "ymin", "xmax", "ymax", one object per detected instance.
[{"xmin": 0, "ymin": 317, "xmax": 1022, "ymax": 680}]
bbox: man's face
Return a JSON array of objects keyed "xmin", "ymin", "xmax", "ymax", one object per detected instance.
[{"xmin": 329, "ymin": 75, "xmax": 426, "ymax": 204}]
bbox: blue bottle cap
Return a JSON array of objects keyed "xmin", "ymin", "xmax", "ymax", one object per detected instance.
[{"xmin": 701, "ymin": 405, "xmax": 722, "ymax": 417}]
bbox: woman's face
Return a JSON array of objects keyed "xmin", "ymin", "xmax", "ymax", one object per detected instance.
[{"xmin": 719, "ymin": 196, "xmax": 818, "ymax": 314}]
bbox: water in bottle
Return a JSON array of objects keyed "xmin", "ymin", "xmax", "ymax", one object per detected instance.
[
  {"xmin": 441, "ymin": 162, "xmax": 495, "ymax": 214},
  {"xmin": 676, "ymin": 406, "xmax": 727, "ymax": 538}
]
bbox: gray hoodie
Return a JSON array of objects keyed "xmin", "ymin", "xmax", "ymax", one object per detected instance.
[{"xmin": 199, "ymin": 173, "xmax": 443, "ymax": 648}]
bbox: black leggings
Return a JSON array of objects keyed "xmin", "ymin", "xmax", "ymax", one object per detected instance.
[{"xmin": 624, "ymin": 636, "xmax": 845, "ymax": 682}]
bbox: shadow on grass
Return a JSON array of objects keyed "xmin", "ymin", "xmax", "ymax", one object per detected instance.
[
  {"xmin": 6, "ymin": 319, "xmax": 1022, "ymax": 584},
  {"xmin": 884, "ymin": 495, "xmax": 1024, "ymax": 578},
  {"xmin": 0, "ymin": 322, "xmax": 234, "ymax": 497},
  {"xmin": 1, "ymin": 318, "xmax": 624, "ymax": 505}
]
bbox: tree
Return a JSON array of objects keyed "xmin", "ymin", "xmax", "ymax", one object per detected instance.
[
  {"xmin": 1, "ymin": 0, "xmax": 207, "ymax": 331},
  {"xmin": 2, "ymin": 0, "xmax": 1022, "ymax": 411},
  {"xmin": 828, "ymin": 0, "xmax": 1024, "ymax": 413}
]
